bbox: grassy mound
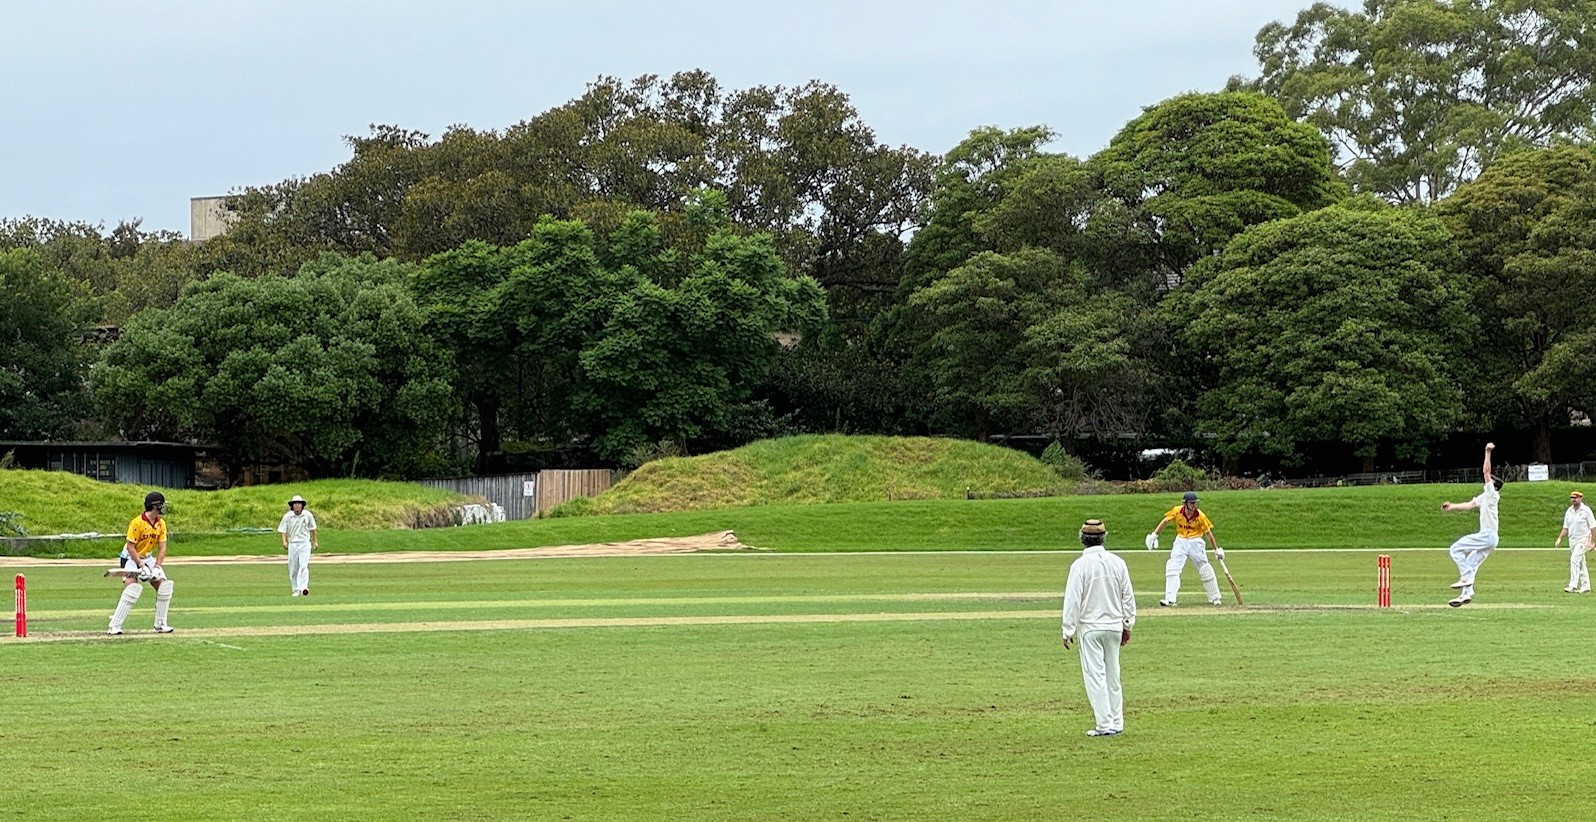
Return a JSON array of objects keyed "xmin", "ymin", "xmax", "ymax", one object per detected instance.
[
  {"xmin": 0, "ymin": 469, "xmax": 479, "ymax": 536},
  {"xmin": 557, "ymin": 434, "xmax": 1064, "ymax": 515}
]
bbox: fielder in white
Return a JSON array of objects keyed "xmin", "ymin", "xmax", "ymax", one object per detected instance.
[
  {"xmin": 278, "ymin": 494, "xmax": 319, "ymax": 597},
  {"xmin": 1440, "ymin": 443, "xmax": 1502, "ymax": 607},
  {"xmin": 1061, "ymin": 518, "xmax": 1135, "ymax": 737},
  {"xmin": 1554, "ymin": 489, "xmax": 1593, "ymax": 594},
  {"xmin": 1146, "ymin": 491, "xmax": 1225, "ymax": 606}
]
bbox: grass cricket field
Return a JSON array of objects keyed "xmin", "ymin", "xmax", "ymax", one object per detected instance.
[{"xmin": 5, "ymin": 544, "xmax": 1594, "ymax": 820}]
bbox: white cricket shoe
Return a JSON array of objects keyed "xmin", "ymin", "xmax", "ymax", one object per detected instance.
[
  {"xmin": 153, "ymin": 624, "xmax": 174, "ymax": 634},
  {"xmin": 107, "ymin": 628, "xmax": 123, "ymax": 636},
  {"xmin": 1158, "ymin": 600, "xmax": 1175, "ymax": 607},
  {"xmin": 1566, "ymin": 587, "xmax": 1577, "ymax": 593},
  {"xmin": 1448, "ymin": 596, "xmax": 1471, "ymax": 607},
  {"xmin": 1449, "ymin": 579, "xmax": 1472, "ymax": 589}
]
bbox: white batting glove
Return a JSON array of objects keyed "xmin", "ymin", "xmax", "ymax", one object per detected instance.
[
  {"xmin": 1215, "ymin": 547, "xmax": 1226, "ymax": 560},
  {"xmin": 1144, "ymin": 533, "xmax": 1158, "ymax": 550}
]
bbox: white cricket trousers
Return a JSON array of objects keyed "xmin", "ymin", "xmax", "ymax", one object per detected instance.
[
  {"xmin": 1449, "ymin": 530, "xmax": 1498, "ymax": 599},
  {"xmin": 1078, "ymin": 628, "xmax": 1124, "ymax": 733},
  {"xmin": 1165, "ymin": 537, "xmax": 1221, "ymax": 604},
  {"xmin": 287, "ymin": 543, "xmax": 312, "ymax": 593},
  {"xmin": 1570, "ymin": 536, "xmax": 1591, "ymax": 592}
]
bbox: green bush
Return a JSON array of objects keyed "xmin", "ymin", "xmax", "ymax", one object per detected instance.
[
  {"xmin": 624, "ymin": 440, "xmax": 687, "ymax": 470},
  {"xmin": 1040, "ymin": 441, "xmax": 1090, "ymax": 481},
  {"xmin": 1149, "ymin": 459, "xmax": 1210, "ymax": 492}
]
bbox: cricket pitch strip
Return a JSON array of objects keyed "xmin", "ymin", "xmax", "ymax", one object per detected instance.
[{"xmin": 6, "ymin": 601, "xmax": 1545, "ymax": 643}]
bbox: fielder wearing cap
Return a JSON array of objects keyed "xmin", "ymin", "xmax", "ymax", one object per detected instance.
[
  {"xmin": 1555, "ymin": 489, "xmax": 1593, "ymax": 594},
  {"xmin": 107, "ymin": 490, "xmax": 176, "ymax": 635},
  {"xmin": 1061, "ymin": 518, "xmax": 1136, "ymax": 737},
  {"xmin": 1147, "ymin": 491, "xmax": 1225, "ymax": 606},
  {"xmin": 279, "ymin": 494, "xmax": 319, "ymax": 597}
]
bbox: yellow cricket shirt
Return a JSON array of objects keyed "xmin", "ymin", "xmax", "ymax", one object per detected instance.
[
  {"xmin": 1163, "ymin": 505, "xmax": 1213, "ymax": 539},
  {"xmin": 125, "ymin": 514, "xmax": 167, "ymax": 561}
]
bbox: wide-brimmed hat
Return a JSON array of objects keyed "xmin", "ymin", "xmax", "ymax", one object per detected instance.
[
  {"xmin": 1080, "ymin": 519, "xmax": 1106, "ymax": 535},
  {"xmin": 1574, "ymin": 490, "xmax": 1584, "ymax": 499},
  {"xmin": 288, "ymin": 495, "xmax": 307, "ymax": 507}
]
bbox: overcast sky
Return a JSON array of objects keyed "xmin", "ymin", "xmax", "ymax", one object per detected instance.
[{"xmin": 2, "ymin": 0, "xmax": 1318, "ymax": 237}]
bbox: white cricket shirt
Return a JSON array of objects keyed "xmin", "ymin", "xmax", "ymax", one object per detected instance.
[
  {"xmin": 1474, "ymin": 482, "xmax": 1500, "ymax": 534},
  {"xmin": 278, "ymin": 510, "xmax": 318, "ymax": 546},
  {"xmin": 1061, "ymin": 546, "xmax": 1137, "ymax": 638},
  {"xmin": 1565, "ymin": 504, "xmax": 1595, "ymax": 544}
]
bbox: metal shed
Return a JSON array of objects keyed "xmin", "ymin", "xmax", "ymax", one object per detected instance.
[{"xmin": 0, "ymin": 441, "xmax": 209, "ymax": 489}]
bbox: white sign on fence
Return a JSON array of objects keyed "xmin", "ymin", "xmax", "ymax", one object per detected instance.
[
  {"xmin": 523, "ymin": 480, "xmax": 536, "ymax": 497},
  {"xmin": 1528, "ymin": 464, "xmax": 1550, "ymax": 482}
]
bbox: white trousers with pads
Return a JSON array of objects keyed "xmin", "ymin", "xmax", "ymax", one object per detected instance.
[{"xmin": 1165, "ymin": 536, "xmax": 1220, "ymax": 604}]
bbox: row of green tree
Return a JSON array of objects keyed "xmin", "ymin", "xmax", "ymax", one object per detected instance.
[{"xmin": 4, "ymin": 0, "xmax": 1596, "ymax": 478}]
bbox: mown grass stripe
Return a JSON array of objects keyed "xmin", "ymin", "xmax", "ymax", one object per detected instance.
[
  {"xmin": 24, "ymin": 590, "xmax": 1066, "ymax": 618},
  {"xmin": 8, "ymin": 602, "xmax": 1547, "ymax": 643}
]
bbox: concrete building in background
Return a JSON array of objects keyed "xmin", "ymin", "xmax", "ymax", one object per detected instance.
[{"xmin": 189, "ymin": 195, "xmax": 236, "ymax": 241}]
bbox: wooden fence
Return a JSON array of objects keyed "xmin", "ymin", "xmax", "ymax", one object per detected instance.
[
  {"xmin": 536, "ymin": 469, "xmax": 618, "ymax": 514},
  {"xmin": 418, "ymin": 469, "xmax": 618, "ymax": 521}
]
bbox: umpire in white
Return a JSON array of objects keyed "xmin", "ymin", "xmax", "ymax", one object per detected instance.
[{"xmin": 1061, "ymin": 518, "xmax": 1136, "ymax": 737}]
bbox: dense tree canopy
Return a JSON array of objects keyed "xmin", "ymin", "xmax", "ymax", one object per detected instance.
[
  {"xmin": 1182, "ymin": 201, "xmax": 1473, "ymax": 469},
  {"xmin": 1438, "ymin": 145, "xmax": 1596, "ymax": 460},
  {"xmin": 91, "ymin": 256, "xmax": 457, "ymax": 479},
  {"xmin": 1093, "ymin": 91, "xmax": 1343, "ymax": 290},
  {"xmin": 1244, "ymin": 0, "xmax": 1596, "ymax": 203},
  {"xmin": 0, "ymin": 218, "xmax": 199, "ymax": 324},
  {"xmin": 0, "ymin": 249, "xmax": 93, "ymax": 439},
  {"xmin": 215, "ymin": 73, "xmax": 929, "ymax": 323},
  {"xmin": 414, "ymin": 202, "xmax": 826, "ymax": 468}
]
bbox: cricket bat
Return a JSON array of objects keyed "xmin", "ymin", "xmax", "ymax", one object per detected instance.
[{"xmin": 1217, "ymin": 556, "xmax": 1243, "ymax": 606}]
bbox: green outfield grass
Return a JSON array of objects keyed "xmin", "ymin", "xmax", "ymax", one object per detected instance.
[{"xmin": 3, "ymin": 547, "xmax": 1592, "ymax": 820}]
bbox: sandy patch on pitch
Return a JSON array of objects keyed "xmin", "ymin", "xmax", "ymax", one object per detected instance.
[{"xmin": 0, "ymin": 530, "xmax": 756, "ymax": 568}]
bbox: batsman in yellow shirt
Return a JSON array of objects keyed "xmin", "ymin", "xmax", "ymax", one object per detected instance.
[
  {"xmin": 106, "ymin": 491, "xmax": 176, "ymax": 635},
  {"xmin": 1146, "ymin": 491, "xmax": 1225, "ymax": 607}
]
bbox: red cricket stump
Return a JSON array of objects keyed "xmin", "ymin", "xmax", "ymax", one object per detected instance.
[
  {"xmin": 1377, "ymin": 555, "xmax": 1391, "ymax": 608},
  {"xmin": 14, "ymin": 574, "xmax": 26, "ymax": 638}
]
